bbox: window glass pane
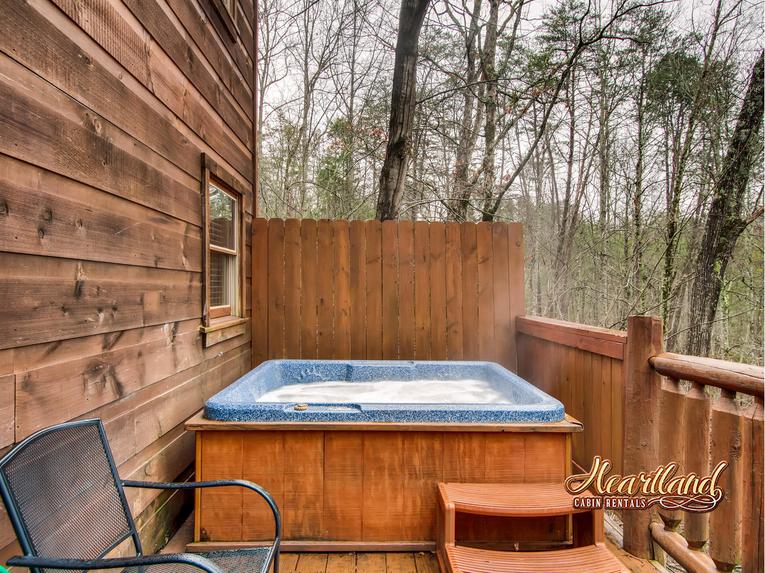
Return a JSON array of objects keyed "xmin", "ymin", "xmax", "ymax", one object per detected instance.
[
  {"xmin": 210, "ymin": 251, "xmax": 237, "ymax": 311},
  {"xmin": 209, "ymin": 183, "xmax": 236, "ymax": 250}
]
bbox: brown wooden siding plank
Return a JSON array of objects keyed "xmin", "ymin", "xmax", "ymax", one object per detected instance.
[
  {"xmin": 121, "ymin": 0, "xmax": 253, "ymax": 124},
  {"xmin": 0, "ymin": 55, "xmax": 200, "ymax": 225},
  {"xmin": 323, "ymin": 432, "xmax": 363, "ymax": 540},
  {"xmin": 0, "ymin": 1, "xmax": 252, "ymax": 186},
  {"xmin": 0, "ymin": 253, "xmax": 200, "ymax": 350},
  {"xmin": 45, "ymin": 0, "xmax": 253, "ymax": 162},
  {"xmin": 0, "ymin": 156, "xmax": 200, "ymax": 272}
]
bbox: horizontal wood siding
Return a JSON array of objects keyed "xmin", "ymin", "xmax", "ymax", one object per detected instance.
[
  {"xmin": 516, "ymin": 316, "xmax": 627, "ymax": 473},
  {"xmin": 0, "ymin": 0, "xmax": 256, "ymax": 562},
  {"xmin": 251, "ymin": 219, "xmax": 525, "ymax": 370}
]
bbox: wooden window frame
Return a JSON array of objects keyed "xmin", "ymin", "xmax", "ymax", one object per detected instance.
[{"xmin": 200, "ymin": 155, "xmax": 247, "ymax": 345}]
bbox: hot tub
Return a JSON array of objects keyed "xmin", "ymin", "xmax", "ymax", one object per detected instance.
[
  {"xmin": 204, "ymin": 359, "xmax": 564, "ymax": 424},
  {"xmin": 187, "ymin": 359, "xmax": 580, "ymax": 552}
]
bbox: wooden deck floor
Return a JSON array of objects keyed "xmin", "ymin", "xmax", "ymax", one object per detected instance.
[
  {"xmin": 163, "ymin": 515, "xmax": 660, "ymax": 573},
  {"xmin": 278, "ymin": 552, "xmax": 439, "ymax": 573}
]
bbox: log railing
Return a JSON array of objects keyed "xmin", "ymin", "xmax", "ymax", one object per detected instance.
[
  {"xmin": 620, "ymin": 317, "xmax": 763, "ymax": 571},
  {"xmin": 647, "ymin": 347, "xmax": 764, "ymax": 573},
  {"xmin": 517, "ymin": 315, "xmax": 763, "ymax": 570}
]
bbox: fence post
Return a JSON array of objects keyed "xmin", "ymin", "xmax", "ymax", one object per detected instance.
[{"xmin": 622, "ymin": 315, "xmax": 663, "ymax": 558}]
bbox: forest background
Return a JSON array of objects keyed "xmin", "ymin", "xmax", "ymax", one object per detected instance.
[{"xmin": 256, "ymin": 0, "xmax": 764, "ymax": 363}]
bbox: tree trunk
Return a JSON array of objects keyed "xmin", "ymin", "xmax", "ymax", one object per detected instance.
[
  {"xmin": 685, "ymin": 53, "xmax": 764, "ymax": 356},
  {"xmin": 375, "ymin": 0, "xmax": 430, "ymax": 221},
  {"xmin": 479, "ymin": 0, "xmax": 499, "ymax": 219},
  {"xmin": 450, "ymin": 0, "xmax": 483, "ymax": 221}
]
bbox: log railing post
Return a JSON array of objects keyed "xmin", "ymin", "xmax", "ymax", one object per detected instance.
[{"xmin": 622, "ymin": 315, "xmax": 663, "ymax": 559}]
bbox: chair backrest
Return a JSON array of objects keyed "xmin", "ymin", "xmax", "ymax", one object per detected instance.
[{"xmin": 0, "ymin": 419, "xmax": 141, "ymax": 566}]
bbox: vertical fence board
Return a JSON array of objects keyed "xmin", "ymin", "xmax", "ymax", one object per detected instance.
[
  {"xmin": 445, "ymin": 222, "xmax": 463, "ymax": 360},
  {"xmin": 349, "ymin": 221, "xmax": 367, "ymax": 360},
  {"xmin": 381, "ymin": 221, "xmax": 399, "ymax": 360},
  {"xmin": 398, "ymin": 221, "xmax": 415, "ymax": 359},
  {"xmin": 333, "ymin": 221, "xmax": 351, "ymax": 359},
  {"xmin": 611, "ymin": 360, "xmax": 624, "ymax": 474},
  {"xmin": 429, "ymin": 222, "xmax": 447, "ymax": 361},
  {"xmin": 414, "ymin": 222, "xmax": 431, "ymax": 360},
  {"xmin": 492, "ymin": 224, "xmax": 512, "ymax": 369},
  {"xmin": 267, "ymin": 219, "xmax": 285, "ymax": 359},
  {"xmin": 507, "ymin": 223, "xmax": 525, "ymax": 371},
  {"xmin": 365, "ymin": 221, "xmax": 383, "ymax": 360},
  {"xmin": 284, "ymin": 219, "xmax": 301, "ymax": 358},
  {"xmin": 476, "ymin": 223, "xmax": 495, "ymax": 362},
  {"xmin": 251, "ymin": 218, "xmax": 269, "ymax": 366},
  {"xmin": 300, "ymin": 220, "xmax": 318, "ymax": 359},
  {"xmin": 316, "ymin": 221, "xmax": 335, "ymax": 359},
  {"xmin": 460, "ymin": 224, "xmax": 479, "ymax": 360}
]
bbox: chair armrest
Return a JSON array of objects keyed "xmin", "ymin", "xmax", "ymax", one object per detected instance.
[
  {"xmin": 7, "ymin": 553, "xmax": 225, "ymax": 573},
  {"xmin": 122, "ymin": 479, "xmax": 281, "ymax": 543}
]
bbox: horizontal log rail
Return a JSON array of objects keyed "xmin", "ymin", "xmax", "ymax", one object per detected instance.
[
  {"xmin": 516, "ymin": 316, "xmax": 627, "ymax": 360},
  {"xmin": 649, "ymin": 352, "xmax": 764, "ymax": 398}
]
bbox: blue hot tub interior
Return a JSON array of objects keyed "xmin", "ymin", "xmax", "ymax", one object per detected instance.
[{"xmin": 204, "ymin": 359, "xmax": 565, "ymax": 424}]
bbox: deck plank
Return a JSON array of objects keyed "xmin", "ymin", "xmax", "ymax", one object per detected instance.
[
  {"xmin": 295, "ymin": 553, "xmax": 328, "ymax": 573},
  {"xmin": 326, "ymin": 553, "xmax": 356, "ymax": 573},
  {"xmin": 279, "ymin": 553, "xmax": 300, "ymax": 572},
  {"xmin": 413, "ymin": 552, "xmax": 440, "ymax": 573},
  {"xmin": 356, "ymin": 553, "xmax": 387, "ymax": 573},
  {"xmin": 384, "ymin": 553, "xmax": 417, "ymax": 573}
]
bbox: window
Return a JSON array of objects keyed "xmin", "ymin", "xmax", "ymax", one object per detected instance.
[
  {"xmin": 208, "ymin": 182, "xmax": 239, "ymax": 319},
  {"xmin": 201, "ymin": 155, "xmax": 246, "ymax": 341}
]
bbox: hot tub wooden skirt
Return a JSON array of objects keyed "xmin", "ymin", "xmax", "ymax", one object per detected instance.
[{"xmin": 185, "ymin": 413, "xmax": 581, "ymax": 551}]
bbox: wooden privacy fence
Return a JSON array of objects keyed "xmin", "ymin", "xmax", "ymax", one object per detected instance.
[
  {"xmin": 516, "ymin": 316, "xmax": 627, "ymax": 474},
  {"xmin": 252, "ymin": 218, "xmax": 525, "ymax": 369}
]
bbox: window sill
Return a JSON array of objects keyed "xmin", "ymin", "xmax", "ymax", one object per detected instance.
[{"xmin": 200, "ymin": 317, "xmax": 247, "ymax": 347}]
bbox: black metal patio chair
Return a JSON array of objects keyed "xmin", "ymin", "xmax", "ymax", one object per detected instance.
[{"xmin": 0, "ymin": 419, "xmax": 280, "ymax": 573}]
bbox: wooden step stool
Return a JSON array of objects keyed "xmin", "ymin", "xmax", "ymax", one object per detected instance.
[{"xmin": 437, "ymin": 483, "xmax": 628, "ymax": 573}]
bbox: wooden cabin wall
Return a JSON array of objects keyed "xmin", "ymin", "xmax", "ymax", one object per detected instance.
[{"xmin": 0, "ymin": 0, "xmax": 256, "ymax": 560}]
